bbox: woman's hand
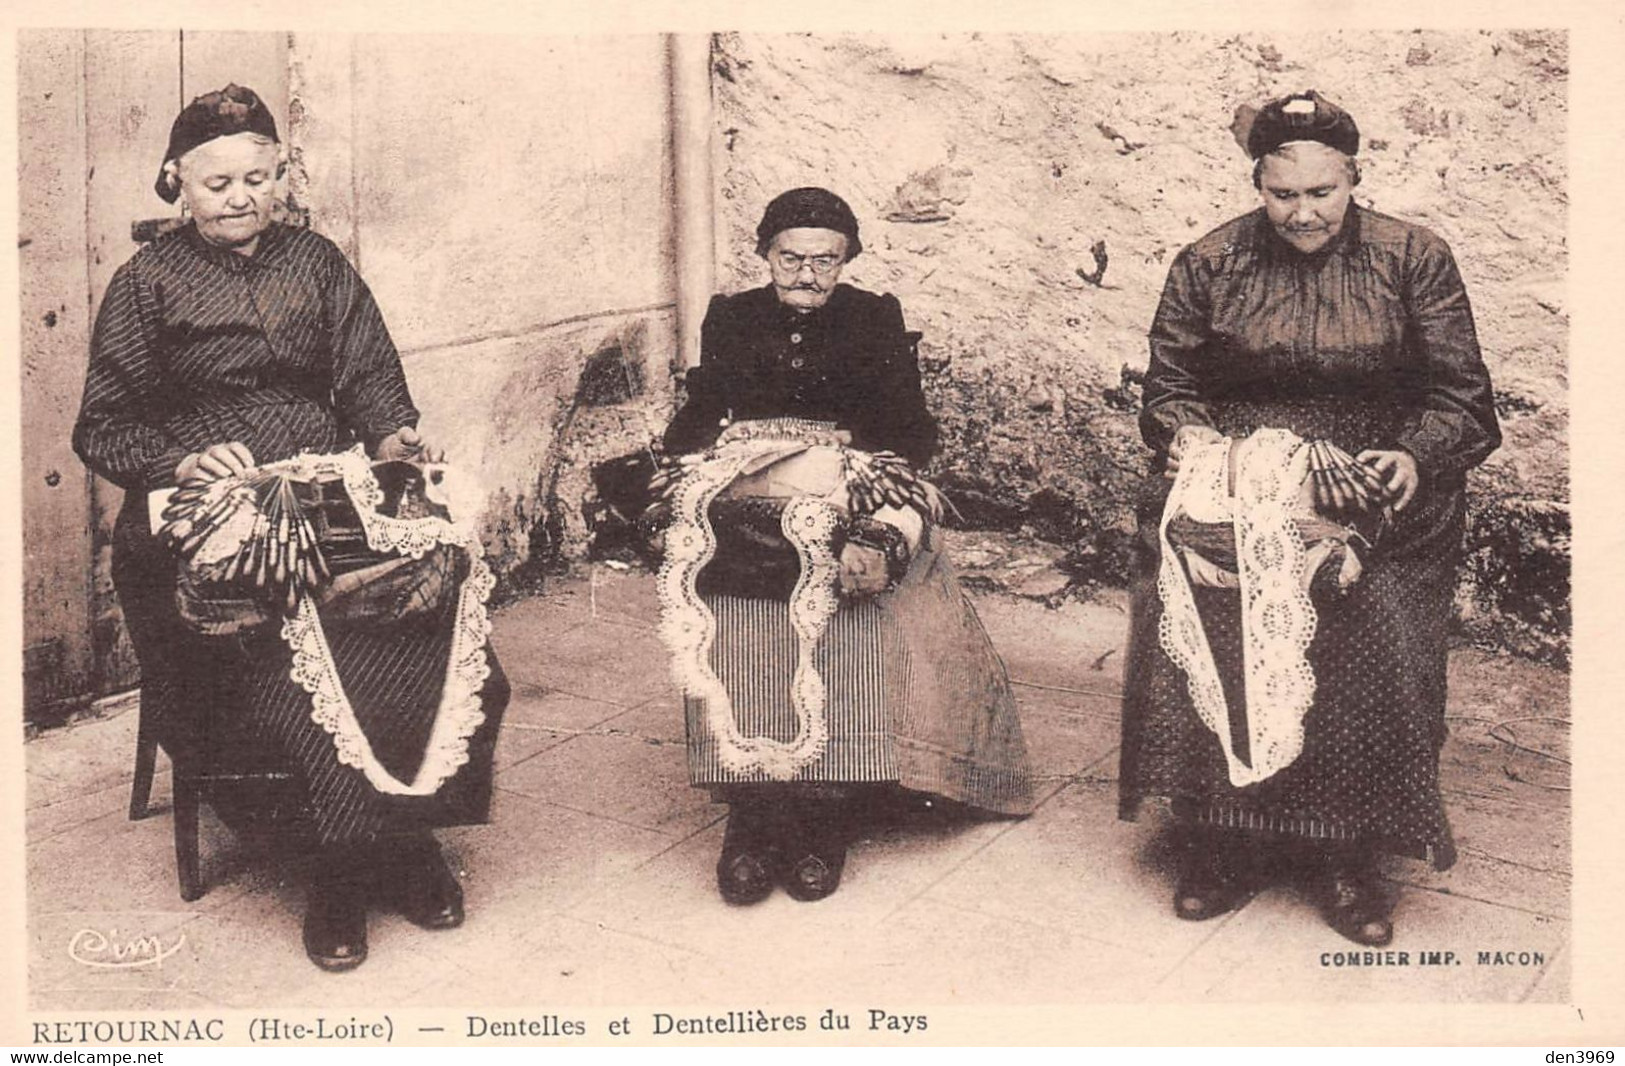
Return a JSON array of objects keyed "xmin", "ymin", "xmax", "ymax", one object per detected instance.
[
  {"xmin": 375, "ymin": 426, "xmax": 444, "ymax": 464},
  {"xmin": 838, "ymin": 542, "xmax": 890, "ymax": 598},
  {"xmin": 175, "ymin": 442, "xmax": 255, "ymax": 484},
  {"xmin": 1356, "ymin": 449, "xmax": 1421, "ymax": 511},
  {"xmin": 1165, "ymin": 424, "xmax": 1225, "ymax": 479}
]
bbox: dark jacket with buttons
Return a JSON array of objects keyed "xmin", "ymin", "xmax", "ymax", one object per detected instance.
[{"xmin": 662, "ymin": 283, "xmax": 939, "ymax": 468}]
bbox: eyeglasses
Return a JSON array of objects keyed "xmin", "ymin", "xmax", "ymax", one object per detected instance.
[{"xmin": 773, "ymin": 251, "xmax": 844, "ymax": 276}]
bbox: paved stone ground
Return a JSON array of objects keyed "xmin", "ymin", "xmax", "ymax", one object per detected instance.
[{"xmin": 26, "ymin": 561, "xmax": 1570, "ymax": 1013}]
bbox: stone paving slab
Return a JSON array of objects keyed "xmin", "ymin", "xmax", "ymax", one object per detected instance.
[
  {"xmin": 24, "ymin": 570, "xmax": 1572, "ymax": 1010},
  {"xmin": 492, "ymin": 617, "xmax": 674, "ymax": 708},
  {"xmin": 26, "ymin": 697, "xmax": 143, "ymax": 810},
  {"xmin": 564, "ymin": 811, "xmax": 1020, "ymax": 971},
  {"xmin": 29, "ymin": 800, "xmax": 255, "ymax": 920},
  {"xmin": 882, "ymin": 897, "xmax": 1179, "ymax": 1004},
  {"xmin": 388, "ymin": 913, "xmax": 717, "ymax": 1010},
  {"xmin": 27, "ymin": 781, "xmax": 137, "ymax": 850},
  {"xmin": 1011, "ymin": 689, "xmax": 1124, "ymax": 787},
  {"xmin": 1397, "ymin": 793, "xmax": 1570, "ymax": 920},
  {"xmin": 921, "ymin": 781, "xmax": 1236, "ymax": 970},
  {"xmin": 971, "ymin": 592, "xmax": 1130, "ymax": 693},
  {"xmin": 490, "ymin": 690, "xmax": 632, "ymax": 773},
  {"xmin": 494, "ymin": 726, "xmax": 717, "ymax": 839},
  {"xmin": 441, "ymin": 789, "xmax": 677, "ymax": 917}
]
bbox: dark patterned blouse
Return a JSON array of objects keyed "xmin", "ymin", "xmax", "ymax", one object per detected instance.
[
  {"xmin": 663, "ymin": 284, "xmax": 939, "ymax": 468},
  {"xmin": 1121, "ymin": 204, "xmax": 1503, "ymax": 865},
  {"xmin": 74, "ymin": 222, "xmax": 418, "ymax": 492},
  {"xmin": 1141, "ymin": 205, "xmax": 1500, "ymax": 490}
]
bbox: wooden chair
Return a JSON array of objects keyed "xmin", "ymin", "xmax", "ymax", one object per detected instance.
[{"xmin": 128, "ymin": 709, "xmax": 205, "ymax": 902}]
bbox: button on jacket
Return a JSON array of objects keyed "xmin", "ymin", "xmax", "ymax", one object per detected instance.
[{"xmin": 663, "ymin": 283, "xmax": 939, "ymax": 468}]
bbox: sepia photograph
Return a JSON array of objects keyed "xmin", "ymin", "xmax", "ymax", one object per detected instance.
[{"xmin": 6, "ymin": 8, "xmax": 1616, "ymax": 1047}]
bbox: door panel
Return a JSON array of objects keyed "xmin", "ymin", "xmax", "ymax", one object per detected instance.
[{"xmin": 19, "ymin": 30, "xmax": 95, "ymax": 722}]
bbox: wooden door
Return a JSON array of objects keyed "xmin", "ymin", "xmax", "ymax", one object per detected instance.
[{"xmin": 19, "ymin": 29, "xmax": 287, "ymax": 724}]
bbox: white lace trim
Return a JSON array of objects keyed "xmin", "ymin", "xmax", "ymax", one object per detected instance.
[
  {"xmin": 656, "ymin": 437, "xmax": 846, "ymax": 779},
  {"xmin": 269, "ymin": 446, "xmax": 494, "ymax": 797},
  {"xmin": 1157, "ymin": 429, "xmax": 1318, "ymax": 786}
]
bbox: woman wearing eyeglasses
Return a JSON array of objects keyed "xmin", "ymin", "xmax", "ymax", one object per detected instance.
[
  {"xmin": 660, "ymin": 187, "xmax": 1033, "ymax": 906},
  {"xmin": 664, "ymin": 190, "xmax": 937, "ymax": 466}
]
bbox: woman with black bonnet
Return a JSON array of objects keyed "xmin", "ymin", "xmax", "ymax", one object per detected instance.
[
  {"xmin": 659, "ymin": 187, "xmax": 1034, "ymax": 905},
  {"xmin": 74, "ymin": 84, "xmax": 509, "ymax": 972},
  {"xmin": 1119, "ymin": 90, "xmax": 1500, "ymax": 946}
]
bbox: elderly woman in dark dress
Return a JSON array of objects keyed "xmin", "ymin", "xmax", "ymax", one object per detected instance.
[
  {"xmin": 73, "ymin": 85, "xmax": 508, "ymax": 972},
  {"xmin": 661, "ymin": 188, "xmax": 1033, "ymax": 905},
  {"xmin": 1119, "ymin": 91, "xmax": 1500, "ymax": 945}
]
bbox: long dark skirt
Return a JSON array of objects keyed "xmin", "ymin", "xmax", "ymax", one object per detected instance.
[
  {"xmin": 1118, "ymin": 401, "xmax": 1464, "ymax": 869},
  {"xmin": 683, "ymin": 538, "xmax": 1034, "ymax": 817},
  {"xmin": 112, "ymin": 495, "xmax": 508, "ymax": 853}
]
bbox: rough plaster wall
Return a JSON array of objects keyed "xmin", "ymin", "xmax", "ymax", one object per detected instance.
[
  {"xmin": 403, "ymin": 312, "xmax": 677, "ymax": 578},
  {"xmin": 289, "ymin": 34, "xmax": 680, "ymax": 583},
  {"xmin": 711, "ymin": 30, "xmax": 1569, "ymax": 661}
]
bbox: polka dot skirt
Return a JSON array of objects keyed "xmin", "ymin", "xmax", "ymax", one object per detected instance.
[{"xmin": 1119, "ymin": 402, "xmax": 1465, "ymax": 869}]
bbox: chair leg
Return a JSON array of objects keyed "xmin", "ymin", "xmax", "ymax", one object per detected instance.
[
  {"xmin": 129, "ymin": 716, "xmax": 158, "ymax": 821},
  {"xmin": 173, "ymin": 771, "xmax": 204, "ymax": 902}
]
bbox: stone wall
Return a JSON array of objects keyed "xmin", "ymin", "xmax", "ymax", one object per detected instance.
[
  {"xmin": 708, "ymin": 30, "xmax": 1569, "ymax": 662},
  {"xmin": 21, "ymin": 30, "xmax": 1567, "ymax": 725}
]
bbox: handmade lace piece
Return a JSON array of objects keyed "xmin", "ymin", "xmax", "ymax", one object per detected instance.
[
  {"xmin": 716, "ymin": 417, "xmax": 844, "ymax": 447},
  {"xmin": 657, "ymin": 434, "xmax": 848, "ymax": 779},
  {"xmin": 1157, "ymin": 429, "xmax": 1318, "ymax": 786},
  {"xmin": 270, "ymin": 446, "xmax": 494, "ymax": 797}
]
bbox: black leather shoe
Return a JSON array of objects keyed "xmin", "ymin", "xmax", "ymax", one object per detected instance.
[
  {"xmin": 1320, "ymin": 862, "xmax": 1394, "ymax": 947},
  {"xmin": 1173, "ymin": 834, "xmax": 1253, "ymax": 921},
  {"xmin": 397, "ymin": 842, "xmax": 465, "ymax": 930},
  {"xmin": 778, "ymin": 802, "xmax": 850, "ymax": 903},
  {"xmin": 717, "ymin": 805, "xmax": 776, "ymax": 905},
  {"xmin": 303, "ymin": 882, "xmax": 368, "ymax": 972},
  {"xmin": 782, "ymin": 849, "xmax": 846, "ymax": 902}
]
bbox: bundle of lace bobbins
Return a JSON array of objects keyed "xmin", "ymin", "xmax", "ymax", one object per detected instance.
[
  {"xmin": 650, "ymin": 420, "xmax": 950, "ymax": 527},
  {"xmin": 1306, "ymin": 440, "xmax": 1394, "ymax": 524},
  {"xmin": 159, "ymin": 470, "xmax": 333, "ymax": 614},
  {"xmin": 841, "ymin": 449, "xmax": 948, "ymax": 523}
]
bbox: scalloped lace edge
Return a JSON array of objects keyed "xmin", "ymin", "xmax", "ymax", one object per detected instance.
[
  {"xmin": 275, "ymin": 446, "xmax": 493, "ymax": 797},
  {"xmin": 656, "ymin": 439, "xmax": 845, "ymax": 780},
  {"xmin": 1157, "ymin": 429, "xmax": 1318, "ymax": 787}
]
